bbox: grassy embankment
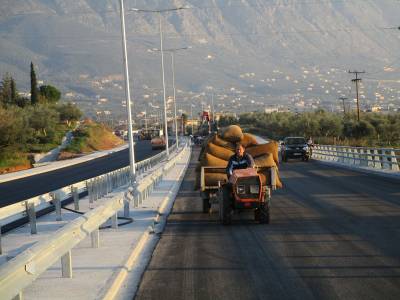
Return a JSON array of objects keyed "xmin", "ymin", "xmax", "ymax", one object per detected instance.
[
  {"xmin": 0, "ymin": 122, "xmax": 123, "ymax": 173},
  {"xmin": 0, "ymin": 124, "xmax": 69, "ymax": 174},
  {"xmin": 59, "ymin": 121, "xmax": 124, "ymax": 160}
]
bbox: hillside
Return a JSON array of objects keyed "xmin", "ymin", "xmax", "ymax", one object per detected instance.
[
  {"xmin": 59, "ymin": 121, "xmax": 124, "ymax": 159},
  {"xmin": 1, "ymin": 0, "xmax": 399, "ymax": 116}
]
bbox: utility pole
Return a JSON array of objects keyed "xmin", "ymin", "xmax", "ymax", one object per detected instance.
[
  {"xmin": 348, "ymin": 70, "xmax": 365, "ymax": 122},
  {"xmin": 339, "ymin": 96, "xmax": 348, "ymax": 116}
]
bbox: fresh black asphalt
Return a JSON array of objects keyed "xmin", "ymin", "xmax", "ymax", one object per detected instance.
[
  {"xmin": 0, "ymin": 140, "xmax": 161, "ymax": 208},
  {"xmin": 135, "ymin": 148, "xmax": 400, "ymax": 300}
]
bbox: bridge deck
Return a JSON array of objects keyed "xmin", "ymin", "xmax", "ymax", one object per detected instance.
[{"xmin": 135, "ymin": 148, "xmax": 400, "ymax": 300}]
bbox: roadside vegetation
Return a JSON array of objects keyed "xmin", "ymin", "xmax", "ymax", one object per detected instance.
[
  {"xmin": 0, "ymin": 63, "xmax": 82, "ymax": 173},
  {"xmin": 59, "ymin": 121, "xmax": 124, "ymax": 160},
  {"xmin": 218, "ymin": 110, "xmax": 400, "ymax": 147}
]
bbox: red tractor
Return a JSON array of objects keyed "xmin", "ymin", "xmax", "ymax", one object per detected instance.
[{"xmin": 218, "ymin": 168, "xmax": 271, "ymax": 225}]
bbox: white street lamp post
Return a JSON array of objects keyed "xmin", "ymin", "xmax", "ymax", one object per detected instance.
[
  {"xmin": 159, "ymin": 13, "xmax": 170, "ymax": 157},
  {"xmin": 191, "ymin": 104, "xmax": 194, "ymax": 135},
  {"xmin": 171, "ymin": 52, "xmax": 179, "ymax": 146},
  {"xmin": 129, "ymin": 6, "xmax": 188, "ymax": 157},
  {"xmin": 119, "ymin": 0, "xmax": 136, "ymax": 185}
]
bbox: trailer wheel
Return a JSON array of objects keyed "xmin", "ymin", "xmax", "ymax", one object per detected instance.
[
  {"xmin": 201, "ymin": 191, "xmax": 210, "ymax": 213},
  {"xmin": 258, "ymin": 203, "xmax": 270, "ymax": 224},
  {"xmin": 220, "ymin": 185, "xmax": 232, "ymax": 225},
  {"xmin": 202, "ymin": 197, "xmax": 210, "ymax": 213}
]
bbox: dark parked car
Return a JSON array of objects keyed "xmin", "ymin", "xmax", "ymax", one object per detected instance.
[{"xmin": 281, "ymin": 137, "xmax": 310, "ymax": 162}]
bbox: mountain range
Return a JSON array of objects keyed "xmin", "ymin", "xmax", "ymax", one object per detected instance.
[{"xmin": 1, "ymin": 0, "xmax": 399, "ymax": 117}]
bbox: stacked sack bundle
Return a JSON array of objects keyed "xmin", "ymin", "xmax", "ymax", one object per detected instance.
[{"xmin": 198, "ymin": 125, "xmax": 282, "ymax": 188}]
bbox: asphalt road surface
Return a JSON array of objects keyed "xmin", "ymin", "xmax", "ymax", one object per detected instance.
[
  {"xmin": 135, "ymin": 148, "xmax": 400, "ymax": 300},
  {"xmin": 0, "ymin": 140, "xmax": 163, "ymax": 208}
]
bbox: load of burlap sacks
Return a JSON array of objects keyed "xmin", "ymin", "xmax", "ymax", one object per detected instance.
[{"xmin": 197, "ymin": 125, "xmax": 282, "ymax": 189}]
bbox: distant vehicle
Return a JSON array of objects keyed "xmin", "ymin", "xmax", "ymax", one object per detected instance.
[
  {"xmin": 193, "ymin": 135, "xmax": 204, "ymax": 146},
  {"xmin": 151, "ymin": 136, "xmax": 166, "ymax": 150},
  {"xmin": 138, "ymin": 129, "xmax": 161, "ymax": 141},
  {"xmin": 281, "ymin": 137, "xmax": 310, "ymax": 162}
]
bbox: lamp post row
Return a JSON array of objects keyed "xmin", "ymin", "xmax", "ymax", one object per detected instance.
[
  {"xmin": 130, "ymin": 6, "xmax": 188, "ymax": 158},
  {"xmin": 119, "ymin": 1, "xmax": 188, "ymax": 184}
]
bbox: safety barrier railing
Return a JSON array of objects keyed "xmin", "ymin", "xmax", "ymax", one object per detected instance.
[
  {"xmin": 0, "ymin": 143, "xmax": 178, "ymax": 235},
  {"xmin": 0, "ymin": 140, "xmax": 190, "ymax": 300},
  {"xmin": 313, "ymin": 144, "xmax": 400, "ymax": 172}
]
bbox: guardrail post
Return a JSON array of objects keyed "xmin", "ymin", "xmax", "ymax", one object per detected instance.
[
  {"xmin": 349, "ymin": 148, "xmax": 355, "ymax": 164},
  {"xmin": 86, "ymin": 181, "xmax": 92, "ymax": 207},
  {"xmin": 338, "ymin": 146, "xmax": 343, "ymax": 163},
  {"xmin": 108, "ymin": 174, "xmax": 112, "ymax": 193},
  {"xmin": 340, "ymin": 147, "xmax": 346, "ymax": 163},
  {"xmin": 382, "ymin": 150, "xmax": 391, "ymax": 170},
  {"xmin": 354, "ymin": 149, "xmax": 361, "ymax": 166},
  {"xmin": 319, "ymin": 146, "xmax": 326, "ymax": 160},
  {"xmin": 26, "ymin": 202, "xmax": 37, "ymax": 234},
  {"xmin": 72, "ymin": 187, "xmax": 79, "ymax": 211},
  {"xmin": 61, "ymin": 250, "xmax": 72, "ymax": 278},
  {"xmin": 53, "ymin": 192, "xmax": 62, "ymax": 221},
  {"xmin": 124, "ymin": 200, "xmax": 130, "ymax": 217},
  {"xmin": 111, "ymin": 213, "xmax": 118, "ymax": 229},
  {"xmin": 98, "ymin": 177, "xmax": 102, "ymax": 198},
  {"xmin": 123, "ymin": 187, "xmax": 133, "ymax": 217},
  {"xmin": 373, "ymin": 149, "xmax": 382, "ymax": 169},
  {"xmin": 360, "ymin": 149, "xmax": 368, "ymax": 167},
  {"xmin": 366, "ymin": 149, "xmax": 374, "ymax": 167},
  {"xmin": 91, "ymin": 229, "xmax": 100, "ymax": 248},
  {"xmin": 328, "ymin": 146, "xmax": 334, "ymax": 161},
  {"xmin": 390, "ymin": 150, "xmax": 399, "ymax": 171}
]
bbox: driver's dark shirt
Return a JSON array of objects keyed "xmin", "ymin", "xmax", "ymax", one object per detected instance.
[{"xmin": 226, "ymin": 153, "xmax": 255, "ymax": 177}]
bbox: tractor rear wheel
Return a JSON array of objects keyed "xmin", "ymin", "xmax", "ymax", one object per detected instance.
[
  {"xmin": 258, "ymin": 203, "xmax": 270, "ymax": 224},
  {"xmin": 221, "ymin": 185, "xmax": 232, "ymax": 225}
]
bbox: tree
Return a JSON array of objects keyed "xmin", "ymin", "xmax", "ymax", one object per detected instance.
[
  {"xmin": 319, "ymin": 114, "xmax": 343, "ymax": 137},
  {"xmin": 10, "ymin": 77, "xmax": 17, "ymax": 104},
  {"xmin": 30, "ymin": 62, "xmax": 39, "ymax": 105},
  {"xmin": 57, "ymin": 103, "xmax": 82, "ymax": 126},
  {"xmin": 218, "ymin": 115, "xmax": 237, "ymax": 127},
  {"xmin": 0, "ymin": 74, "xmax": 14, "ymax": 107},
  {"xmin": 0, "ymin": 106, "xmax": 29, "ymax": 153},
  {"xmin": 181, "ymin": 113, "xmax": 188, "ymax": 135},
  {"xmin": 28, "ymin": 104, "xmax": 59, "ymax": 142},
  {"xmin": 39, "ymin": 85, "xmax": 61, "ymax": 103}
]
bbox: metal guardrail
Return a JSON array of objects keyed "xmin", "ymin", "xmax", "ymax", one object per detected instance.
[
  {"xmin": 0, "ymin": 141, "xmax": 190, "ymax": 300},
  {"xmin": 0, "ymin": 143, "xmax": 178, "ymax": 233},
  {"xmin": 313, "ymin": 144, "xmax": 400, "ymax": 172}
]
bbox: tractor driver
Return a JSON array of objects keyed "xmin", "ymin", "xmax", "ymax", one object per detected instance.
[{"xmin": 226, "ymin": 143, "xmax": 255, "ymax": 179}]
